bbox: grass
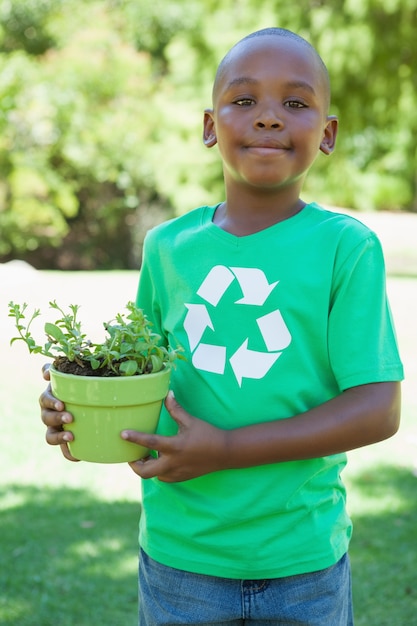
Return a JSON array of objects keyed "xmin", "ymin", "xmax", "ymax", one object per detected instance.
[
  {"xmin": 1, "ymin": 266, "xmax": 416, "ymax": 625},
  {"xmin": 347, "ymin": 465, "xmax": 416, "ymax": 625},
  {"xmin": 1, "ymin": 486, "xmax": 140, "ymax": 626}
]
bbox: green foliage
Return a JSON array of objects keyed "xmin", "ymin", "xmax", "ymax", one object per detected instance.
[
  {"xmin": 0, "ymin": 0, "xmax": 416, "ymax": 268},
  {"xmin": 0, "ymin": 2, "xmax": 171, "ymax": 267},
  {"xmin": 0, "ymin": 0, "xmax": 61, "ymax": 55},
  {"xmin": 9, "ymin": 300, "xmax": 183, "ymax": 376}
]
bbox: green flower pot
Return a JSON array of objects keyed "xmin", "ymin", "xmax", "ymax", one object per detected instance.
[{"xmin": 50, "ymin": 365, "xmax": 171, "ymax": 463}]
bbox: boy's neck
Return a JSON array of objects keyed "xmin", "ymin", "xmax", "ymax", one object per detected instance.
[{"xmin": 213, "ymin": 189, "xmax": 306, "ymax": 237}]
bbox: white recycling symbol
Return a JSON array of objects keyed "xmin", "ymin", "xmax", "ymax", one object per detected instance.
[{"xmin": 183, "ymin": 265, "xmax": 292, "ymax": 386}]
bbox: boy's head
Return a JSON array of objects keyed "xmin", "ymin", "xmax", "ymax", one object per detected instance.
[
  {"xmin": 203, "ymin": 27, "xmax": 338, "ymax": 194},
  {"xmin": 212, "ymin": 28, "xmax": 331, "ymax": 112}
]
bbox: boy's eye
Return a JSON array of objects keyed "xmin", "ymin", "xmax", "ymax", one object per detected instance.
[
  {"xmin": 285, "ymin": 100, "xmax": 307, "ymax": 109},
  {"xmin": 233, "ymin": 98, "xmax": 255, "ymax": 106}
]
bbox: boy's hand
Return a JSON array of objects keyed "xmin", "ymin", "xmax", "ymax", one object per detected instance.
[
  {"xmin": 122, "ymin": 392, "xmax": 228, "ymax": 482},
  {"xmin": 40, "ymin": 364, "xmax": 79, "ymax": 462}
]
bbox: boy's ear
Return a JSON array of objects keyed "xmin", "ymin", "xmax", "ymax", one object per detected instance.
[
  {"xmin": 203, "ymin": 109, "xmax": 217, "ymax": 148},
  {"xmin": 320, "ymin": 115, "xmax": 338, "ymax": 155}
]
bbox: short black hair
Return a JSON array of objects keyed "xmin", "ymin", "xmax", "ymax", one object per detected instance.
[{"xmin": 213, "ymin": 27, "xmax": 330, "ymax": 109}]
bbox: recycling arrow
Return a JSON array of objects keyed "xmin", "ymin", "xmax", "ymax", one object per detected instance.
[
  {"xmin": 192, "ymin": 343, "xmax": 226, "ymax": 374},
  {"xmin": 230, "ymin": 339, "xmax": 282, "ymax": 387},
  {"xmin": 256, "ymin": 310, "xmax": 292, "ymax": 351},
  {"xmin": 184, "ymin": 303, "xmax": 214, "ymax": 351},
  {"xmin": 183, "ymin": 265, "xmax": 292, "ymax": 385},
  {"xmin": 197, "ymin": 265, "xmax": 235, "ymax": 306},
  {"xmin": 231, "ymin": 267, "xmax": 279, "ymax": 306},
  {"xmin": 196, "ymin": 265, "xmax": 279, "ymax": 307}
]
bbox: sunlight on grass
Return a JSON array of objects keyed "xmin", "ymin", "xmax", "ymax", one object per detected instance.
[
  {"xmin": 0, "ymin": 485, "xmax": 140, "ymax": 626},
  {"xmin": 346, "ymin": 464, "xmax": 417, "ymax": 626}
]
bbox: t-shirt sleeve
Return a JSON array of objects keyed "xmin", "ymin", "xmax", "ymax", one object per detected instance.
[{"xmin": 328, "ymin": 232, "xmax": 403, "ymax": 390}]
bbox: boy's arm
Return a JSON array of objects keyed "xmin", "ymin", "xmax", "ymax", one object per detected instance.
[
  {"xmin": 223, "ymin": 381, "xmax": 400, "ymax": 465},
  {"xmin": 123, "ymin": 380, "xmax": 401, "ymax": 482}
]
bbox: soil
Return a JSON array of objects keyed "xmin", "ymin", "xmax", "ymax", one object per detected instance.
[{"xmin": 53, "ymin": 356, "xmax": 118, "ymax": 377}]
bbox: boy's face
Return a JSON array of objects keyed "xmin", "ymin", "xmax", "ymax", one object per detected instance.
[{"xmin": 204, "ymin": 36, "xmax": 338, "ymax": 194}]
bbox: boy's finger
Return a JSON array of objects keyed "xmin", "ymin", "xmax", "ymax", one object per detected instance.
[
  {"xmin": 41, "ymin": 408, "xmax": 73, "ymax": 428},
  {"xmin": 39, "ymin": 386, "xmax": 65, "ymax": 412},
  {"xmin": 42, "ymin": 363, "xmax": 51, "ymax": 380},
  {"xmin": 128, "ymin": 456, "xmax": 158, "ymax": 478},
  {"xmin": 46, "ymin": 425, "xmax": 74, "ymax": 445},
  {"xmin": 121, "ymin": 430, "xmax": 167, "ymax": 452},
  {"xmin": 59, "ymin": 443, "xmax": 80, "ymax": 463},
  {"xmin": 44, "ymin": 427, "xmax": 79, "ymax": 461}
]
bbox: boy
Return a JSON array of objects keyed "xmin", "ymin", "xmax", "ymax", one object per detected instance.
[{"xmin": 41, "ymin": 28, "xmax": 403, "ymax": 625}]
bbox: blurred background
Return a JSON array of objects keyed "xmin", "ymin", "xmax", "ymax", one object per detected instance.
[
  {"xmin": 1, "ymin": 2, "xmax": 416, "ymax": 624},
  {"xmin": 0, "ymin": 0, "xmax": 416, "ymax": 271}
]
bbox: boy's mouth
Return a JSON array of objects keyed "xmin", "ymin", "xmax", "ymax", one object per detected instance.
[
  {"xmin": 246, "ymin": 138, "xmax": 289, "ymax": 151},
  {"xmin": 245, "ymin": 139, "xmax": 289, "ymax": 155}
]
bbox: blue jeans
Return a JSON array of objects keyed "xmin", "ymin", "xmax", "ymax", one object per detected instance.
[{"xmin": 138, "ymin": 549, "xmax": 354, "ymax": 625}]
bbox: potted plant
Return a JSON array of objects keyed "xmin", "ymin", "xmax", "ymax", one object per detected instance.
[{"xmin": 9, "ymin": 300, "xmax": 183, "ymax": 463}]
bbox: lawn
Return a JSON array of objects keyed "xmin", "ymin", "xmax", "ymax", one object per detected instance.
[{"xmin": 0, "ymin": 255, "xmax": 416, "ymax": 624}]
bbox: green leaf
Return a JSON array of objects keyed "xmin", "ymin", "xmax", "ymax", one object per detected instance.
[
  {"xmin": 44, "ymin": 323, "xmax": 66, "ymax": 342},
  {"xmin": 150, "ymin": 354, "xmax": 163, "ymax": 372},
  {"xmin": 119, "ymin": 361, "xmax": 138, "ymax": 376}
]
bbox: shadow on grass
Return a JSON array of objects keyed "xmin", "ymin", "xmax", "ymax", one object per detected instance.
[
  {"xmin": 0, "ymin": 485, "xmax": 141, "ymax": 626},
  {"xmin": 348, "ymin": 464, "xmax": 417, "ymax": 626},
  {"xmin": 3, "ymin": 467, "xmax": 415, "ymax": 626}
]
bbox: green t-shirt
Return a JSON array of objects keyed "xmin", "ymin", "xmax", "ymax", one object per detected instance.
[{"xmin": 136, "ymin": 202, "xmax": 403, "ymax": 579}]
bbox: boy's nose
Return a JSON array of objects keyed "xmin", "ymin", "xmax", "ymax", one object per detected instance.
[{"xmin": 254, "ymin": 109, "xmax": 283, "ymax": 129}]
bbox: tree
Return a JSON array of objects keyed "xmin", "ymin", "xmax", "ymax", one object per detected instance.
[
  {"xmin": 0, "ymin": 1, "xmax": 172, "ymax": 268},
  {"xmin": 0, "ymin": 0, "xmax": 415, "ymax": 269}
]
